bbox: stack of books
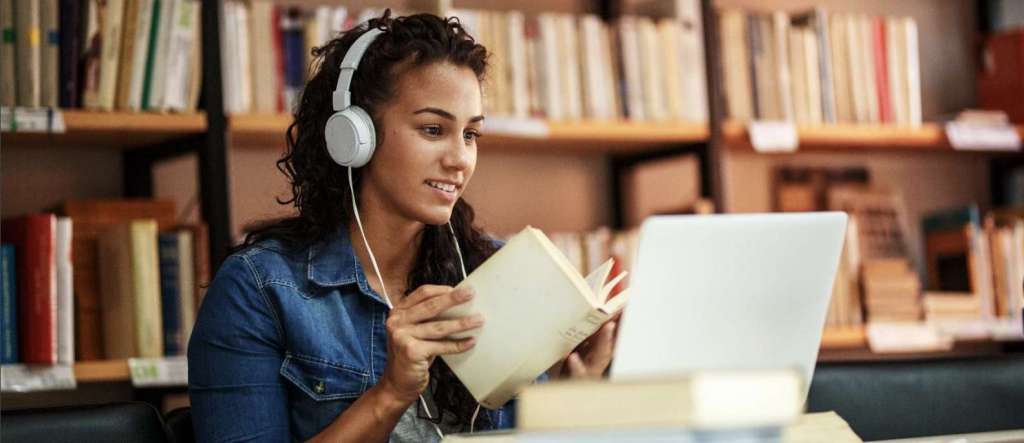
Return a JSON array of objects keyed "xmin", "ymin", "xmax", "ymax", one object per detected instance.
[{"xmin": 861, "ymin": 259, "xmax": 922, "ymax": 323}]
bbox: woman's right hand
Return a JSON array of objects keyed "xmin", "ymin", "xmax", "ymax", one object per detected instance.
[{"xmin": 378, "ymin": 285, "xmax": 483, "ymax": 405}]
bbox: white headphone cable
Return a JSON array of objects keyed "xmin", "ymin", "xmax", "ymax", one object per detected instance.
[{"xmin": 349, "ymin": 166, "xmax": 484, "ymax": 439}]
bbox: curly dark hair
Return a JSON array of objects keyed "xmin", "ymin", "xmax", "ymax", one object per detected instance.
[{"xmin": 236, "ymin": 11, "xmax": 499, "ymax": 432}]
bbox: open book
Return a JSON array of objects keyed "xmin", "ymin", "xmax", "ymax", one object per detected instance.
[{"xmin": 439, "ymin": 226, "xmax": 629, "ymax": 409}]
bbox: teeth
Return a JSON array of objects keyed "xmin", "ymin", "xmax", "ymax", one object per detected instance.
[{"xmin": 427, "ymin": 181, "xmax": 456, "ymax": 192}]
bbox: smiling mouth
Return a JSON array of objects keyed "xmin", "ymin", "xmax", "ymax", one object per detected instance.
[{"xmin": 425, "ymin": 180, "xmax": 458, "ymax": 193}]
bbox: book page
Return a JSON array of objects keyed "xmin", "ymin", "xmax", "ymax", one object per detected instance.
[{"xmin": 584, "ymin": 258, "xmax": 614, "ymax": 303}]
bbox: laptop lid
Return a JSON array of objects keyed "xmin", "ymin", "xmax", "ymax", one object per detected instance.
[{"xmin": 610, "ymin": 212, "xmax": 848, "ymax": 401}]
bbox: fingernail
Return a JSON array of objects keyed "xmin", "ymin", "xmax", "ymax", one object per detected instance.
[
  {"xmin": 471, "ymin": 314, "xmax": 485, "ymax": 325},
  {"xmin": 458, "ymin": 288, "xmax": 475, "ymax": 301}
]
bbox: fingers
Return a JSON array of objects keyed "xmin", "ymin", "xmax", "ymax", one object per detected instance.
[
  {"xmin": 409, "ymin": 315, "xmax": 484, "ymax": 340},
  {"xmin": 403, "ymin": 286, "xmax": 475, "ymax": 324},
  {"xmin": 583, "ymin": 322, "xmax": 616, "ymax": 371},
  {"xmin": 566, "ymin": 352, "xmax": 587, "ymax": 378},
  {"xmin": 401, "ymin": 284, "xmax": 453, "ymax": 308},
  {"xmin": 419, "ymin": 337, "xmax": 477, "ymax": 356}
]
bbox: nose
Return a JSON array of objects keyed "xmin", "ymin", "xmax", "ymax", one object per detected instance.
[{"xmin": 442, "ymin": 136, "xmax": 473, "ymax": 171}]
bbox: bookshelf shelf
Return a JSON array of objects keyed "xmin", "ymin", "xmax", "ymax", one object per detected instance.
[
  {"xmin": 722, "ymin": 121, "xmax": 1024, "ymax": 152},
  {"xmin": 230, "ymin": 114, "xmax": 709, "ymax": 154},
  {"xmin": 74, "ymin": 359, "xmax": 132, "ymax": 383},
  {"xmin": 4, "ymin": 110, "xmax": 207, "ymax": 149},
  {"xmin": 820, "ymin": 327, "xmax": 867, "ymax": 350}
]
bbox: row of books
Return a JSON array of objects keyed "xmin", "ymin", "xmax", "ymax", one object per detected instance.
[
  {"xmin": 220, "ymin": 1, "xmax": 710, "ymax": 124},
  {"xmin": 0, "ymin": 200, "xmax": 209, "ymax": 365},
  {"xmin": 0, "ymin": 0, "xmax": 202, "ymax": 112},
  {"xmin": 774, "ymin": 166, "xmax": 1023, "ymax": 326},
  {"xmin": 720, "ymin": 8, "xmax": 922, "ymax": 127}
]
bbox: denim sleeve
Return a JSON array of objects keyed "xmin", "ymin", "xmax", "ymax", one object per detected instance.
[{"xmin": 188, "ymin": 254, "xmax": 290, "ymax": 442}]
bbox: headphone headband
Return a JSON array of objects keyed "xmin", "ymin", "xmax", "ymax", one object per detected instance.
[{"xmin": 333, "ymin": 27, "xmax": 385, "ymax": 111}]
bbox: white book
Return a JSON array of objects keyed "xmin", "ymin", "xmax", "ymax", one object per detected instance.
[
  {"xmin": 507, "ymin": 11, "xmax": 528, "ymax": 119},
  {"xmin": 329, "ymin": 6, "xmax": 348, "ymax": 34},
  {"xmin": 885, "ymin": 16, "xmax": 907, "ymax": 127},
  {"xmin": 617, "ymin": 16, "xmax": 644, "ymax": 121},
  {"xmin": 719, "ymin": 9, "xmax": 751, "ymax": 121},
  {"xmin": 788, "ymin": 28, "xmax": 807, "ymax": 124},
  {"xmin": 163, "ymin": 0, "xmax": 196, "ymax": 112},
  {"xmin": 657, "ymin": 20, "xmax": 683, "ymax": 121},
  {"xmin": 679, "ymin": 1, "xmax": 708, "ymax": 123},
  {"xmin": 40, "ymin": 0, "xmax": 59, "ymax": 107},
  {"xmin": 97, "ymin": 0, "xmax": 125, "ymax": 110},
  {"xmin": 177, "ymin": 231, "xmax": 196, "ymax": 352},
  {"xmin": 829, "ymin": 13, "xmax": 852, "ymax": 124},
  {"xmin": 56, "ymin": 217, "xmax": 74, "ymax": 365},
  {"xmin": 636, "ymin": 17, "xmax": 666, "ymax": 121},
  {"xmin": 557, "ymin": 14, "xmax": 582, "ymax": 121},
  {"xmin": 235, "ymin": 1, "xmax": 253, "ymax": 114},
  {"xmin": 145, "ymin": 0, "xmax": 176, "ymax": 110},
  {"xmin": 773, "ymin": 12, "xmax": 793, "ymax": 122},
  {"xmin": 126, "ymin": 0, "xmax": 153, "ymax": 111},
  {"xmin": 250, "ymin": 0, "xmax": 276, "ymax": 114},
  {"xmin": 598, "ymin": 22, "xmax": 622, "ymax": 120},
  {"xmin": 440, "ymin": 227, "xmax": 629, "ymax": 409},
  {"xmin": 537, "ymin": 14, "xmax": 562, "ymax": 120},
  {"xmin": 579, "ymin": 15, "xmax": 604, "ymax": 120},
  {"xmin": 845, "ymin": 14, "xmax": 866, "ymax": 124},
  {"xmin": 858, "ymin": 15, "xmax": 878, "ymax": 124},
  {"xmin": 803, "ymin": 29, "xmax": 822, "ymax": 125},
  {"xmin": 902, "ymin": 18, "xmax": 922, "ymax": 128}
]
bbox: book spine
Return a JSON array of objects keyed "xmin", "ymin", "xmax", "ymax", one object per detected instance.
[
  {"xmin": 97, "ymin": 0, "xmax": 124, "ymax": 110},
  {"xmin": 56, "ymin": 217, "xmax": 74, "ymax": 364},
  {"xmin": 872, "ymin": 16, "xmax": 891, "ymax": 124},
  {"xmin": 0, "ymin": 0, "xmax": 16, "ymax": 106},
  {"xmin": 58, "ymin": 0, "xmax": 81, "ymax": 108},
  {"xmin": 131, "ymin": 221, "xmax": 163, "ymax": 358},
  {"xmin": 15, "ymin": 0, "xmax": 42, "ymax": 107},
  {"xmin": 40, "ymin": 0, "xmax": 59, "ymax": 107},
  {"xmin": 158, "ymin": 233, "xmax": 183, "ymax": 356},
  {"xmin": 139, "ymin": 0, "xmax": 159, "ymax": 110},
  {"xmin": 281, "ymin": 7, "xmax": 304, "ymax": 114},
  {"xmin": 19, "ymin": 215, "xmax": 58, "ymax": 364},
  {"xmin": 1, "ymin": 244, "xmax": 18, "ymax": 363}
]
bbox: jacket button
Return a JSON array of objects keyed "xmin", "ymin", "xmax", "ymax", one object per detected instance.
[{"xmin": 314, "ymin": 381, "xmax": 326, "ymax": 394}]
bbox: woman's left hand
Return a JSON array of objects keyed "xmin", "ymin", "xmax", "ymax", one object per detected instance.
[{"xmin": 548, "ymin": 321, "xmax": 617, "ymax": 379}]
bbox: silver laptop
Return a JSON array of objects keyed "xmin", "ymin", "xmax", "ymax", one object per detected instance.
[{"xmin": 610, "ymin": 212, "xmax": 848, "ymax": 400}]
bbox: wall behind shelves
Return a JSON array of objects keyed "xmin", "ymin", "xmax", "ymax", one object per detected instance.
[{"xmin": 1, "ymin": 147, "xmax": 123, "ymax": 217}]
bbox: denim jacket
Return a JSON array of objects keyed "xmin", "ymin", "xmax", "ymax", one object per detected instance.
[{"xmin": 187, "ymin": 226, "xmax": 517, "ymax": 442}]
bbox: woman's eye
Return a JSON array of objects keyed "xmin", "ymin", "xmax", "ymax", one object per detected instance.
[
  {"xmin": 422, "ymin": 125, "xmax": 442, "ymax": 137},
  {"xmin": 464, "ymin": 130, "xmax": 481, "ymax": 142}
]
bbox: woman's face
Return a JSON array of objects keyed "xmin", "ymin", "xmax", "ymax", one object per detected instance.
[{"xmin": 360, "ymin": 61, "xmax": 483, "ymax": 226}]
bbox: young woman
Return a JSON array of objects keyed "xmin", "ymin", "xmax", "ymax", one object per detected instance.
[{"xmin": 188, "ymin": 12, "xmax": 616, "ymax": 443}]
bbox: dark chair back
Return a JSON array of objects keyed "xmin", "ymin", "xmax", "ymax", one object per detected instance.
[
  {"xmin": 808, "ymin": 355, "xmax": 1024, "ymax": 441},
  {"xmin": 164, "ymin": 407, "xmax": 195, "ymax": 443},
  {"xmin": 1, "ymin": 401, "xmax": 168, "ymax": 443}
]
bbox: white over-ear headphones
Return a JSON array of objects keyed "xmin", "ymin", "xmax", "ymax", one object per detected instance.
[{"xmin": 325, "ymin": 27, "xmax": 384, "ymax": 168}]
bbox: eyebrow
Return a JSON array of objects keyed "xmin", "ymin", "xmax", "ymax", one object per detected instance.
[{"xmin": 413, "ymin": 107, "xmax": 485, "ymax": 123}]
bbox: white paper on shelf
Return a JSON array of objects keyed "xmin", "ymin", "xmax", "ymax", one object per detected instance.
[
  {"xmin": 748, "ymin": 120, "xmax": 798, "ymax": 153},
  {"xmin": 128, "ymin": 356, "xmax": 189, "ymax": 387},
  {"xmin": 483, "ymin": 117, "xmax": 550, "ymax": 138},
  {"xmin": 945, "ymin": 122, "xmax": 1021, "ymax": 152},
  {"xmin": 10, "ymin": 107, "xmax": 52, "ymax": 133},
  {"xmin": 0, "ymin": 364, "xmax": 77, "ymax": 392},
  {"xmin": 50, "ymin": 108, "xmax": 66, "ymax": 133},
  {"xmin": 866, "ymin": 322, "xmax": 953, "ymax": 353},
  {"xmin": 1, "ymin": 106, "xmax": 12, "ymax": 131}
]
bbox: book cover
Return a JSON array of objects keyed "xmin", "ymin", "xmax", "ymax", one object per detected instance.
[
  {"xmin": 15, "ymin": 0, "xmax": 42, "ymax": 107},
  {"xmin": 98, "ymin": 220, "xmax": 164, "ymax": 359},
  {"xmin": 158, "ymin": 232, "xmax": 183, "ymax": 355},
  {"xmin": 58, "ymin": 0, "xmax": 81, "ymax": 108},
  {"xmin": 96, "ymin": 0, "xmax": 124, "ymax": 110},
  {"xmin": 62, "ymin": 199, "xmax": 176, "ymax": 360},
  {"xmin": 1, "ymin": 244, "xmax": 18, "ymax": 363},
  {"xmin": 39, "ymin": 0, "xmax": 58, "ymax": 107},
  {"xmin": 280, "ymin": 7, "xmax": 304, "ymax": 114},
  {"xmin": 439, "ymin": 227, "xmax": 628, "ymax": 409},
  {"xmin": 1, "ymin": 0, "xmax": 15, "ymax": 106},
  {"xmin": 56, "ymin": 217, "xmax": 74, "ymax": 364},
  {"xmin": 1, "ymin": 214, "xmax": 58, "ymax": 365},
  {"xmin": 124, "ymin": 0, "xmax": 153, "ymax": 111},
  {"xmin": 143, "ymin": 0, "xmax": 173, "ymax": 110},
  {"xmin": 114, "ymin": 0, "xmax": 139, "ymax": 110}
]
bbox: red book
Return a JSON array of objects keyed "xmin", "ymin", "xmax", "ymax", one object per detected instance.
[
  {"xmin": 977, "ymin": 29, "xmax": 1024, "ymax": 123},
  {"xmin": 1, "ymin": 214, "xmax": 58, "ymax": 364},
  {"xmin": 872, "ymin": 17, "xmax": 892, "ymax": 124},
  {"xmin": 272, "ymin": 5, "xmax": 286, "ymax": 113}
]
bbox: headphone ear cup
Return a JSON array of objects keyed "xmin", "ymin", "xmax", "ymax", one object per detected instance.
[{"xmin": 325, "ymin": 106, "xmax": 377, "ymax": 168}]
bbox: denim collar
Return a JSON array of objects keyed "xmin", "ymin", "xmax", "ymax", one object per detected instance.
[{"xmin": 306, "ymin": 224, "xmax": 389, "ymax": 306}]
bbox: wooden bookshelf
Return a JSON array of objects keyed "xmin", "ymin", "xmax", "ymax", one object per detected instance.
[
  {"xmin": 722, "ymin": 120, "xmax": 1024, "ymax": 152},
  {"xmin": 230, "ymin": 114, "xmax": 709, "ymax": 154},
  {"xmin": 820, "ymin": 327, "xmax": 868, "ymax": 350},
  {"xmin": 3, "ymin": 110, "xmax": 207, "ymax": 149},
  {"xmin": 74, "ymin": 359, "xmax": 132, "ymax": 383}
]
